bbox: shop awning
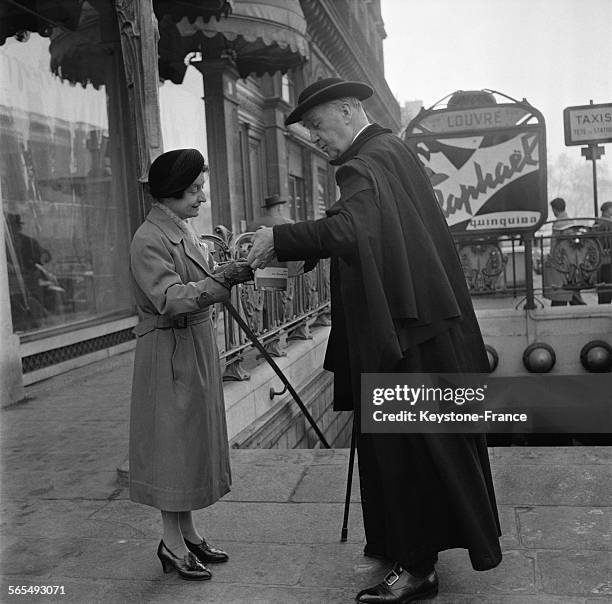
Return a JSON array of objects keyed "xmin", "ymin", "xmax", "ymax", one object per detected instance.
[
  {"xmin": 0, "ymin": 0, "xmax": 232, "ymax": 46},
  {"xmin": 33, "ymin": 1, "xmax": 235, "ymax": 88},
  {"xmin": 48, "ymin": 2, "xmax": 113, "ymax": 88},
  {"xmin": 3, "ymin": 0, "xmax": 306, "ymax": 86},
  {"xmin": 158, "ymin": 0, "xmax": 309, "ymax": 82},
  {"xmin": 153, "ymin": 0, "xmax": 232, "ymax": 24},
  {"xmin": 0, "ymin": 0, "xmax": 84, "ymax": 46}
]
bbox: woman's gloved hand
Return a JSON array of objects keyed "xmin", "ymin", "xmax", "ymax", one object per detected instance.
[{"xmin": 214, "ymin": 260, "xmax": 254, "ymax": 288}]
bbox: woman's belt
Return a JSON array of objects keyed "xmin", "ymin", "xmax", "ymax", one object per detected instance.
[{"xmin": 133, "ymin": 308, "xmax": 211, "ymax": 336}]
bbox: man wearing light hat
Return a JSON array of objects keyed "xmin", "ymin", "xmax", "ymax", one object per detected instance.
[
  {"xmin": 246, "ymin": 194, "xmax": 293, "ymax": 231},
  {"xmin": 248, "ymin": 78, "xmax": 502, "ymax": 602},
  {"xmin": 246, "ymin": 192, "xmax": 304, "ymax": 279}
]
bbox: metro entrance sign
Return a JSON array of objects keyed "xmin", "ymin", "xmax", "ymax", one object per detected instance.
[
  {"xmin": 563, "ymin": 102, "xmax": 612, "ymax": 146},
  {"xmin": 404, "ymin": 90, "xmax": 547, "ymax": 235}
]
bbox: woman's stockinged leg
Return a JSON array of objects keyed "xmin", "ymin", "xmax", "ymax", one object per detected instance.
[
  {"xmin": 178, "ymin": 511, "xmax": 204, "ymax": 544},
  {"xmin": 161, "ymin": 510, "xmax": 189, "ymax": 555}
]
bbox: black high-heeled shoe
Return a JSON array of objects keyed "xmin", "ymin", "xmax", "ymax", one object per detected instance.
[
  {"xmin": 156, "ymin": 540, "xmax": 212, "ymax": 580},
  {"xmin": 185, "ymin": 537, "xmax": 229, "ymax": 563}
]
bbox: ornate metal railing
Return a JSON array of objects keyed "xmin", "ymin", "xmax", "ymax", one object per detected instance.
[
  {"xmin": 199, "ymin": 217, "xmax": 610, "ymax": 379},
  {"xmin": 201, "ymin": 226, "xmax": 331, "ymax": 381},
  {"xmin": 453, "ymin": 218, "xmax": 612, "ymax": 308}
]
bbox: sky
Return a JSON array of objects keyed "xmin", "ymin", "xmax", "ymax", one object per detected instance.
[{"xmin": 380, "ymin": 0, "xmax": 612, "ymax": 167}]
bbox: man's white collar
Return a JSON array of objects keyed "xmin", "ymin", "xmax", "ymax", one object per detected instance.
[{"xmin": 352, "ymin": 123, "xmax": 371, "ymax": 144}]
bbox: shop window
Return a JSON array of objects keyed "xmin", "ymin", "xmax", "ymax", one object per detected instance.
[
  {"xmin": 238, "ymin": 125, "xmax": 265, "ymax": 228},
  {"xmin": 281, "ymin": 74, "xmax": 294, "ymax": 104},
  {"xmin": 288, "ymin": 175, "xmax": 306, "ymax": 222},
  {"xmin": 1, "ymin": 33, "xmax": 133, "ymax": 335},
  {"xmin": 158, "ymin": 64, "xmax": 212, "ymax": 235}
]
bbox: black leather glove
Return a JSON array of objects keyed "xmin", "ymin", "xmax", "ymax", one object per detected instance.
[{"xmin": 214, "ymin": 260, "xmax": 253, "ymax": 288}]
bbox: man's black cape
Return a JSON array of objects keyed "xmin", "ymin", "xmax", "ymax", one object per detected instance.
[{"xmin": 276, "ymin": 124, "xmax": 490, "ymax": 409}]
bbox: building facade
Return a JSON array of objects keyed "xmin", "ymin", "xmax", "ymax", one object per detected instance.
[{"xmin": 0, "ymin": 0, "xmax": 400, "ymax": 406}]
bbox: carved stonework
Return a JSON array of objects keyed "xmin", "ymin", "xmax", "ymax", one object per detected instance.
[
  {"xmin": 223, "ymin": 358, "xmax": 250, "ymax": 382},
  {"xmin": 459, "ymin": 243, "xmax": 507, "ymax": 293},
  {"xmin": 312, "ymin": 311, "xmax": 331, "ymax": 327},
  {"xmin": 114, "ymin": 0, "xmax": 163, "ymax": 181},
  {"xmin": 201, "ymin": 234, "xmax": 231, "ymax": 264},
  {"xmin": 240, "ymin": 285, "xmax": 264, "ymax": 333},
  {"xmin": 263, "ymin": 339, "xmax": 286, "ymax": 358},
  {"xmin": 281, "ymin": 279, "xmax": 296, "ymax": 322},
  {"xmin": 201, "ymin": 226, "xmax": 331, "ymax": 375},
  {"xmin": 303, "ymin": 271, "xmax": 319, "ymax": 309},
  {"xmin": 288, "ymin": 323, "xmax": 312, "ymax": 341},
  {"xmin": 546, "ymin": 233, "xmax": 602, "ymax": 290}
]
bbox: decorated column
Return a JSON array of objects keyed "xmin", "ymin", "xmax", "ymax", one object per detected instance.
[{"xmin": 114, "ymin": 0, "xmax": 163, "ymax": 204}]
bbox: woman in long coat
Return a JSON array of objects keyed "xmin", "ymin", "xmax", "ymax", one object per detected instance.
[{"xmin": 129, "ymin": 149, "xmax": 252, "ymax": 580}]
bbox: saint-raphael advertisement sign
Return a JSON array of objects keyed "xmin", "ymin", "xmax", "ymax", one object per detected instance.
[{"xmin": 404, "ymin": 92, "xmax": 547, "ymax": 235}]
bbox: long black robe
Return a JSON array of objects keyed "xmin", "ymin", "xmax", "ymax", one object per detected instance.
[{"xmin": 273, "ymin": 124, "xmax": 502, "ymax": 571}]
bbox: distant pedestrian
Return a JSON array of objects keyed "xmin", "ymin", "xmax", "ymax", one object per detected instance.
[
  {"xmin": 550, "ymin": 197, "xmax": 576, "ymax": 231},
  {"xmin": 129, "ymin": 148, "xmax": 252, "ymax": 580},
  {"xmin": 246, "ymin": 194, "xmax": 304, "ymax": 278},
  {"xmin": 547, "ymin": 197, "xmax": 585, "ymax": 306},
  {"xmin": 246, "ymin": 194, "xmax": 293, "ymax": 230}
]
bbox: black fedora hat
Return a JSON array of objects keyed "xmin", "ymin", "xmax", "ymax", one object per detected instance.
[
  {"xmin": 262, "ymin": 194, "xmax": 286, "ymax": 208},
  {"xmin": 285, "ymin": 77, "xmax": 373, "ymax": 126}
]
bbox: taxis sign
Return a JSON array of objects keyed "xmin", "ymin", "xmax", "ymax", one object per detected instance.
[{"xmin": 563, "ymin": 102, "xmax": 612, "ymax": 146}]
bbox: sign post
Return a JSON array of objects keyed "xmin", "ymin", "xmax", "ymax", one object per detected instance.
[
  {"xmin": 580, "ymin": 144, "xmax": 605, "ymax": 216},
  {"xmin": 563, "ymin": 101, "xmax": 612, "ymax": 217}
]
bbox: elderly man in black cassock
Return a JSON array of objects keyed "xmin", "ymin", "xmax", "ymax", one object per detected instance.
[{"xmin": 247, "ymin": 78, "xmax": 502, "ymax": 603}]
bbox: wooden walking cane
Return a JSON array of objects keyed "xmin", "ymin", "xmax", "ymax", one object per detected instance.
[
  {"xmin": 224, "ymin": 301, "xmax": 330, "ymax": 449},
  {"xmin": 341, "ymin": 410, "xmax": 358, "ymax": 541}
]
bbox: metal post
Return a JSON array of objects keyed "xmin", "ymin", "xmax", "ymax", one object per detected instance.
[
  {"xmin": 523, "ymin": 234, "xmax": 536, "ymax": 310},
  {"xmin": 591, "ymin": 146, "xmax": 599, "ymax": 217},
  {"xmin": 581, "ymin": 144, "xmax": 605, "ymax": 217}
]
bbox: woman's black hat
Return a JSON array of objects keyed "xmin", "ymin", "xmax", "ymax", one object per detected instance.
[
  {"xmin": 285, "ymin": 77, "xmax": 373, "ymax": 126},
  {"xmin": 148, "ymin": 148, "xmax": 206, "ymax": 199}
]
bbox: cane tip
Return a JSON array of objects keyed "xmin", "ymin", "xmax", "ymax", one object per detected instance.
[{"xmin": 340, "ymin": 528, "xmax": 348, "ymax": 542}]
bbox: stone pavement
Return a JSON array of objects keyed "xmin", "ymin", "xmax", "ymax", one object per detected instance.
[{"xmin": 1, "ymin": 351, "xmax": 611, "ymax": 604}]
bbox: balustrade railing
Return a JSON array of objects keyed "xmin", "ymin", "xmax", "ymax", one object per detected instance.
[
  {"xmin": 453, "ymin": 218, "xmax": 612, "ymax": 308},
  {"xmin": 199, "ymin": 218, "xmax": 610, "ymax": 380},
  {"xmin": 201, "ymin": 227, "xmax": 331, "ymax": 381}
]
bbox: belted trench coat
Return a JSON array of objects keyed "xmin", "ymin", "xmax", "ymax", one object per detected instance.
[{"xmin": 129, "ymin": 205, "xmax": 231, "ymax": 511}]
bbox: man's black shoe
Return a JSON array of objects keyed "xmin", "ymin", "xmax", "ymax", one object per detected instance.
[{"xmin": 355, "ymin": 564, "xmax": 438, "ymax": 603}]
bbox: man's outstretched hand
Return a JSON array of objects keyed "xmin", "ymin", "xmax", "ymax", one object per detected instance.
[{"xmin": 247, "ymin": 227, "xmax": 276, "ymax": 269}]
